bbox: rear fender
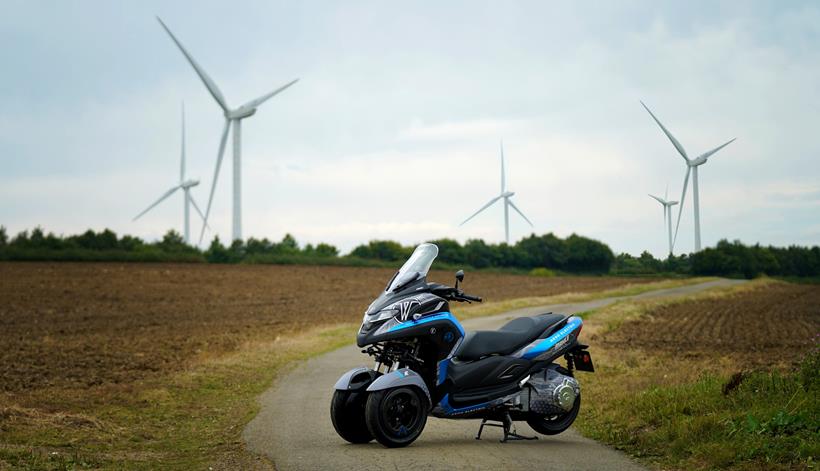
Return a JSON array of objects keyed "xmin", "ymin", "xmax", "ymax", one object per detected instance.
[
  {"xmin": 366, "ymin": 368, "xmax": 432, "ymax": 407},
  {"xmin": 334, "ymin": 367, "xmax": 381, "ymax": 391}
]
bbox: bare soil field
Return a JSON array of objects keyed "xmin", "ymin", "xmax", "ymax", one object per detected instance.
[
  {"xmin": 0, "ymin": 262, "xmax": 657, "ymax": 395},
  {"xmin": 601, "ymin": 282, "xmax": 820, "ymax": 367}
]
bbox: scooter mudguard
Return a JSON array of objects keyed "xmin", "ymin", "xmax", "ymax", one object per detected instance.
[
  {"xmin": 366, "ymin": 367, "xmax": 432, "ymax": 407},
  {"xmin": 334, "ymin": 367, "xmax": 380, "ymax": 391}
]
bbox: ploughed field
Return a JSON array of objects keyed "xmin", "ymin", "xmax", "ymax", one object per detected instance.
[
  {"xmin": 0, "ymin": 262, "xmax": 656, "ymax": 394},
  {"xmin": 602, "ymin": 282, "xmax": 820, "ymax": 367}
]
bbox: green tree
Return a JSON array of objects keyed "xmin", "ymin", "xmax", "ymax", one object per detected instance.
[
  {"xmin": 0, "ymin": 226, "xmax": 7, "ymax": 246},
  {"xmin": 564, "ymin": 234, "xmax": 614, "ymax": 273},
  {"xmin": 277, "ymin": 234, "xmax": 299, "ymax": 254},
  {"xmin": 429, "ymin": 238, "xmax": 465, "ymax": 265},
  {"xmin": 205, "ymin": 236, "xmax": 235, "ymax": 263},
  {"xmin": 463, "ymin": 239, "xmax": 496, "ymax": 269},
  {"xmin": 156, "ymin": 230, "xmax": 190, "ymax": 253},
  {"xmin": 314, "ymin": 243, "xmax": 339, "ymax": 258},
  {"xmin": 350, "ymin": 240, "xmax": 408, "ymax": 261}
]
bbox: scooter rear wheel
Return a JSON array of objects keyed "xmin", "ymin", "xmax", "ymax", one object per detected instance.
[
  {"xmin": 526, "ymin": 394, "xmax": 581, "ymax": 435},
  {"xmin": 365, "ymin": 387, "xmax": 427, "ymax": 448},
  {"xmin": 331, "ymin": 390, "xmax": 373, "ymax": 443}
]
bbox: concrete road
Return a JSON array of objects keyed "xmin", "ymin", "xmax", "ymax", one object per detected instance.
[{"xmin": 244, "ymin": 279, "xmax": 744, "ymax": 470}]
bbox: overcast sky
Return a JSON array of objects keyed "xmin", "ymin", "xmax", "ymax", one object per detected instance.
[{"xmin": 1, "ymin": 0, "xmax": 818, "ymax": 256}]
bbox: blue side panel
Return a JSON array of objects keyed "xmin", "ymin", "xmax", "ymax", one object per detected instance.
[
  {"xmin": 436, "ymin": 359, "xmax": 449, "ymax": 385},
  {"xmin": 437, "ymin": 394, "xmax": 490, "ymax": 415},
  {"xmin": 519, "ymin": 316, "xmax": 583, "ymax": 360},
  {"xmin": 386, "ymin": 312, "xmax": 465, "ymax": 336}
]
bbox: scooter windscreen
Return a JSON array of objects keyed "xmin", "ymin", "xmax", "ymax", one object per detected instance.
[{"xmin": 362, "ymin": 243, "xmax": 439, "ymax": 320}]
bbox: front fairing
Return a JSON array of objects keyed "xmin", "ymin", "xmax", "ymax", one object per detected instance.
[{"xmin": 357, "ymin": 287, "xmax": 449, "ymax": 347}]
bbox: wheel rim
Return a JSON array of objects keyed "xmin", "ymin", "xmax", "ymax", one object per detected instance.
[{"xmin": 381, "ymin": 390, "xmax": 423, "ymax": 437}]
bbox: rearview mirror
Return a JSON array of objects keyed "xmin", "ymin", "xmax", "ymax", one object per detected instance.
[{"xmin": 455, "ymin": 270, "xmax": 464, "ymax": 289}]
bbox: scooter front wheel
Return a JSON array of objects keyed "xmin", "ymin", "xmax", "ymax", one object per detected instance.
[
  {"xmin": 331, "ymin": 390, "xmax": 373, "ymax": 443},
  {"xmin": 526, "ymin": 394, "xmax": 581, "ymax": 435},
  {"xmin": 365, "ymin": 387, "xmax": 428, "ymax": 448}
]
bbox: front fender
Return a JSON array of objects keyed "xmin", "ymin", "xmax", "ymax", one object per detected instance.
[
  {"xmin": 334, "ymin": 367, "xmax": 380, "ymax": 391},
  {"xmin": 365, "ymin": 368, "xmax": 432, "ymax": 407}
]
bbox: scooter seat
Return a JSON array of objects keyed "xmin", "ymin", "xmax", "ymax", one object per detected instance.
[{"xmin": 455, "ymin": 313, "xmax": 567, "ymax": 361}]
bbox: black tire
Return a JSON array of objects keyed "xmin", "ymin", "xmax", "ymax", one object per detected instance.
[
  {"xmin": 330, "ymin": 390, "xmax": 373, "ymax": 444},
  {"xmin": 526, "ymin": 394, "xmax": 581, "ymax": 436},
  {"xmin": 365, "ymin": 387, "xmax": 428, "ymax": 448}
]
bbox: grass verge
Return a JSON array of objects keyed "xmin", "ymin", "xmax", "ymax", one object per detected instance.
[{"xmin": 573, "ymin": 279, "xmax": 819, "ymax": 470}]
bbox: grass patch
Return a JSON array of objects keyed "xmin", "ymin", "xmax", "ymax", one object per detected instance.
[{"xmin": 577, "ymin": 352, "xmax": 819, "ymax": 470}]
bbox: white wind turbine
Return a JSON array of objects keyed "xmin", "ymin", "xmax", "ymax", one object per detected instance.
[
  {"xmin": 641, "ymin": 101, "xmax": 735, "ymax": 252},
  {"xmin": 157, "ymin": 17, "xmax": 299, "ymax": 243},
  {"xmin": 133, "ymin": 103, "xmax": 209, "ymax": 244},
  {"xmin": 648, "ymin": 186, "xmax": 679, "ymax": 256},
  {"xmin": 460, "ymin": 141, "xmax": 533, "ymax": 244}
]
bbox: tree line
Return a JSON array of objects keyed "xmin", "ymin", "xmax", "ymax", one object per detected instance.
[{"xmin": 1, "ymin": 226, "xmax": 817, "ymax": 278}]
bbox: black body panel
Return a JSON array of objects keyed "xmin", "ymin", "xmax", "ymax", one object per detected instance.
[{"xmin": 447, "ymin": 356, "xmax": 531, "ymax": 390}]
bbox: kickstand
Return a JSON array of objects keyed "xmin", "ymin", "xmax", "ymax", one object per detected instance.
[{"xmin": 475, "ymin": 411, "xmax": 538, "ymax": 443}]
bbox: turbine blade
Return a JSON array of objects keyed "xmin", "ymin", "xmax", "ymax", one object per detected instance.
[
  {"xmin": 672, "ymin": 166, "xmax": 691, "ymax": 249},
  {"xmin": 188, "ymin": 193, "xmax": 211, "ymax": 230},
  {"xmin": 241, "ymin": 79, "xmax": 299, "ymax": 110},
  {"xmin": 507, "ymin": 199, "xmax": 533, "ymax": 227},
  {"xmin": 648, "ymin": 193, "xmax": 666, "ymax": 205},
  {"xmin": 180, "ymin": 101, "xmax": 186, "ymax": 182},
  {"xmin": 133, "ymin": 185, "xmax": 181, "ymax": 221},
  {"xmin": 640, "ymin": 100, "xmax": 689, "ymax": 161},
  {"xmin": 156, "ymin": 17, "xmax": 229, "ymax": 112},
  {"xmin": 697, "ymin": 138, "xmax": 736, "ymax": 161},
  {"xmin": 460, "ymin": 195, "xmax": 503, "ymax": 226},
  {"xmin": 500, "ymin": 140, "xmax": 505, "ymax": 193},
  {"xmin": 197, "ymin": 118, "xmax": 231, "ymax": 244}
]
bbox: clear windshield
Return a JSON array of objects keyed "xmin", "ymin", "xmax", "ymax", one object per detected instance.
[{"xmin": 386, "ymin": 243, "xmax": 439, "ymax": 293}]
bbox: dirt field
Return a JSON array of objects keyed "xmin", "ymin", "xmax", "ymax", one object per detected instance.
[
  {"xmin": 602, "ymin": 282, "xmax": 820, "ymax": 367},
  {"xmin": 0, "ymin": 262, "xmax": 658, "ymax": 395}
]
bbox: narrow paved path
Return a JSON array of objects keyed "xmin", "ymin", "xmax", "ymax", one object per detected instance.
[{"xmin": 244, "ymin": 279, "xmax": 744, "ymax": 470}]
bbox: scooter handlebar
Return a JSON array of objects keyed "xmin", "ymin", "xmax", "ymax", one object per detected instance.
[{"xmin": 460, "ymin": 293, "xmax": 482, "ymax": 303}]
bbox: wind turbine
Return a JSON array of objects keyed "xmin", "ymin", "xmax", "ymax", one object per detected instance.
[
  {"xmin": 460, "ymin": 141, "xmax": 533, "ymax": 244},
  {"xmin": 157, "ymin": 17, "xmax": 299, "ymax": 243},
  {"xmin": 648, "ymin": 186, "xmax": 679, "ymax": 256},
  {"xmin": 133, "ymin": 103, "xmax": 209, "ymax": 244},
  {"xmin": 640, "ymin": 101, "xmax": 735, "ymax": 252}
]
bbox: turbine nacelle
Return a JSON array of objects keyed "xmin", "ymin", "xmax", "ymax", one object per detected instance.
[
  {"xmin": 227, "ymin": 107, "xmax": 257, "ymax": 120},
  {"xmin": 502, "ymin": 191, "xmax": 515, "ymax": 198},
  {"xmin": 689, "ymin": 155, "xmax": 709, "ymax": 167},
  {"xmin": 180, "ymin": 179, "xmax": 200, "ymax": 189}
]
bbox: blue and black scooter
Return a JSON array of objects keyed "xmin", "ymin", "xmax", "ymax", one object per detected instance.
[{"xmin": 331, "ymin": 243, "xmax": 595, "ymax": 448}]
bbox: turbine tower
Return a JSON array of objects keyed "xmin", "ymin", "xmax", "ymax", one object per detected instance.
[
  {"xmin": 641, "ymin": 101, "xmax": 735, "ymax": 252},
  {"xmin": 134, "ymin": 103, "xmax": 209, "ymax": 244},
  {"xmin": 648, "ymin": 187, "xmax": 679, "ymax": 256},
  {"xmin": 157, "ymin": 17, "xmax": 299, "ymax": 243},
  {"xmin": 460, "ymin": 141, "xmax": 533, "ymax": 244}
]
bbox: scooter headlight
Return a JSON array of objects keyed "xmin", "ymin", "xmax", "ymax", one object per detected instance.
[
  {"xmin": 369, "ymin": 308, "xmax": 399, "ymax": 323},
  {"xmin": 361, "ymin": 308, "xmax": 399, "ymax": 332}
]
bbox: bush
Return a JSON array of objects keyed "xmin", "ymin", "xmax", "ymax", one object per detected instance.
[{"xmin": 529, "ymin": 267, "xmax": 556, "ymax": 277}]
